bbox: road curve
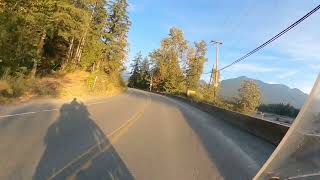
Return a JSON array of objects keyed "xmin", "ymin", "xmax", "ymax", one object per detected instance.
[{"xmin": 0, "ymin": 89, "xmax": 275, "ymax": 180}]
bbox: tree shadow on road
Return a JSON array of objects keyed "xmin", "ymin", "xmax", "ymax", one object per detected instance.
[{"xmin": 33, "ymin": 98, "xmax": 134, "ymax": 180}]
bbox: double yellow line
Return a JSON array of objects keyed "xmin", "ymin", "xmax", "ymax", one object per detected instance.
[{"xmin": 48, "ymin": 92, "xmax": 151, "ymax": 180}]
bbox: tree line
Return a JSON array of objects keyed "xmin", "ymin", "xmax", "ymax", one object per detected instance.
[
  {"xmin": 129, "ymin": 27, "xmax": 208, "ymax": 94},
  {"xmin": 0, "ymin": 0, "xmax": 130, "ymax": 77},
  {"xmin": 128, "ymin": 27, "xmax": 262, "ymax": 115},
  {"xmin": 258, "ymin": 103, "xmax": 300, "ymax": 118}
]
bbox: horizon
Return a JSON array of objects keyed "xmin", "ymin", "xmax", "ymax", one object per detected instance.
[
  {"xmin": 122, "ymin": 70, "xmax": 312, "ymax": 94},
  {"xmin": 126, "ymin": 0, "xmax": 320, "ymax": 94},
  {"xmin": 220, "ymin": 76, "xmax": 310, "ymax": 95}
]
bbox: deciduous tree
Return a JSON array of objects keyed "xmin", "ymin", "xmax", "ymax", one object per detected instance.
[
  {"xmin": 149, "ymin": 27, "xmax": 187, "ymax": 93},
  {"xmin": 237, "ymin": 80, "xmax": 261, "ymax": 114},
  {"xmin": 185, "ymin": 41, "xmax": 207, "ymax": 90}
]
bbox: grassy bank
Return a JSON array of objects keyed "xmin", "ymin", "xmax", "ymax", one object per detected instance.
[{"xmin": 0, "ymin": 71, "xmax": 126, "ymax": 104}]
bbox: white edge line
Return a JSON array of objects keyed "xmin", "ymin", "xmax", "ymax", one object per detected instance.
[
  {"xmin": 0, "ymin": 91, "xmax": 132, "ymax": 119},
  {"xmin": 0, "ymin": 111, "xmax": 38, "ymax": 118}
]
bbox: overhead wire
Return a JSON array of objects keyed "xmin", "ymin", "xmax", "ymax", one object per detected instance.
[
  {"xmin": 219, "ymin": 4, "xmax": 320, "ymax": 71},
  {"xmin": 181, "ymin": 4, "xmax": 320, "ymax": 79}
]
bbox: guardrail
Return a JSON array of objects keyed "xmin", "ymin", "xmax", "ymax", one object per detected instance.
[{"xmin": 167, "ymin": 95, "xmax": 290, "ymax": 145}]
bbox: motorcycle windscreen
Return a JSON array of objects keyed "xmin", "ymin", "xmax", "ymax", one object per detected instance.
[{"xmin": 254, "ymin": 74, "xmax": 320, "ymax": 180}]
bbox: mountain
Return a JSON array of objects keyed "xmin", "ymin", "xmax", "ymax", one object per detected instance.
[{"xmin": 219, "ymin": 76, "xmax": 308, "ymax": 108}]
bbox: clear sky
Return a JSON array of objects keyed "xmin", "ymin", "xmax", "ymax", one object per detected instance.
[{"xmin": 126, "ymin": 0, "xmax": 320, "ymax": 94}]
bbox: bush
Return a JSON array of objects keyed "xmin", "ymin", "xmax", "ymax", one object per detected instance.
[
  {"xmin": 0, "ymin": 75, "xmax": 30, "ymax": 97},
  {"xmin": 87, "ymin": 71, "xmax": 126, "ymax": 95},
  {"xmin": 10, "ymin": 75, "xmax": 29, "ymax": 97},
  {"xmin": 87, "ymin": 71, "xmax": 101, "ymax": 90},
  {"xmin": 62, "ymin": 64, "xmax": 79, "ymax": 73},
  {"xmin": 0, "ymin": 80, "xmax": 12, "ymax": 96},
  {"xmin": 214, "ymin": 97, "xmax": 236, "ymax": 111}
]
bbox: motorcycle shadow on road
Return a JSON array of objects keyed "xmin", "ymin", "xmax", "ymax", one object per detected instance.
[{"xmin": 33, "ymin": 98, "xmax": 134, "ymax": 180}]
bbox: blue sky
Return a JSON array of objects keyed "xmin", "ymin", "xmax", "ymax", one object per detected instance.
[{"xmin": 126, "ymin": 0, "xmax": 320, "ymax": 93}]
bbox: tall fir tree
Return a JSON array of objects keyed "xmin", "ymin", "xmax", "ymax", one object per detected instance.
[
  {"xmin": 128, "ymin": 52, "xmax": 143, "ymax": 88},
  {"xmin": 139, "ymin": 57, "xmax": 150, "ymax": 89},
  {"xmin": 104, "ymin": 0, "xmax": 131, "ymax": 73},
  {"xmin": 0, "ymin": 0, "xmax": 130, "ymax": 79}
]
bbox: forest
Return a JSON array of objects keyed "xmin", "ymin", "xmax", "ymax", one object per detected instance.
[{"xmin": 0, "ymin": 0, "xmax": 130, "ymax": 102}]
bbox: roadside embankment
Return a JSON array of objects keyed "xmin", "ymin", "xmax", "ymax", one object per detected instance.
[{"xmin": 0, "ymin": 71, "xmax": 126, "ymax": 105}]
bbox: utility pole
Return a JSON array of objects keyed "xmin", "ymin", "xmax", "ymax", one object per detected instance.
[{"xmin": 210, "ymin": 40, "xmax": 222, "ymax": 102}]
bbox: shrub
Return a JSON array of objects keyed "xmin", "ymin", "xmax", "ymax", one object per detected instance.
[
  {"xmin": 87, "ymin": 71, "xmax": 126, "ymax": 95},
  {"xmin": 0, "ymin": 80, "xmax": 13, "ymax": 96},
  {"xmin": 0, "ymin": 75, "xmax": 29, "ymax": 97},
  {"xmin": 9, "ymin": 75, "xmax": 29, "ymax": 97}
]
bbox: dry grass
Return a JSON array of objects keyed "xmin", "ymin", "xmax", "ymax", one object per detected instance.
[
  {"xmin": 59, "ymin": 71, "xmax": 125, "ymax": 99},
  {"xmin": 59, "ymin": 71, "xmax": 91, "ymax": 98},
  {"xmin": 0, "ymin": 71, "xmax": 126, "ymax": 104}
]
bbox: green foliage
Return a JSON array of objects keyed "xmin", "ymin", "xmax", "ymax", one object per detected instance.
[
  {"xmin": 149, "ymin": 27, "xmax": 188, "ymax": 94},
  {"xmin": 0, "ymin": 0, "xmax": 130, "ymax": 100},
  {"xmin": 0, "ymin": 0, "xmax": 130, "ymax": 77},
  {"xmin": 9, "ymin": 75, "xmax": 29, "ymax": 97},
  {"xmin": 87, "ymin": 70, "xmax": 102, "ymax": 89},
  {"xmin": 197, "ymin": 79, "xmax": 222, "ymax": 104},
  {"xmin": 128, "ymin": 52, "xmax": 143, "ymax": 88},
  {"xmin": 104, "ymin": 0, "xmax": 131, "ymax": 72},
  {"xmin": 139, "ymin": 57, "xmax": 151, "ymax": 89},
  {"xmin": 259, "ymin": 103, "xmax": 300, "ymax": 118},
  {"xmin": 198, "ymin": 83, "xmax": 214, "ymax": 102},
  {"xmin": 236, "ymin": 80, "xmax": 262, "ymax": 115},
  {"xmin": 128, "ymin": 52, "xmax": 150, "ymax": 89},
  {"xmin": 87, "ymin": 70, "xmax": 125, "ymax": 94},
  {"xmin": 127, "ymin": 27, "xmax": 208, "ymax": 96},
  {"xmin": 215, "ymin": 98, "xmax": 236, "ymax": 111},
  {"xmin": 186, "ymin": 41, "xmax": 207, "ymax": 90},
  {"xmin": 0, "ymin": 73, "xmax": 30, "ymax": 97}
]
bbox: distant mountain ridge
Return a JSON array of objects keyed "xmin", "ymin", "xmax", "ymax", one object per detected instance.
[{"xmin": 219, "ymin": 76, "xmax": 308, "ymax": 108}]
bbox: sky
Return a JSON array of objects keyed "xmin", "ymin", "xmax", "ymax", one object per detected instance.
[{"xmin": 126, "ymin": 0, "xmax": 320, "ymax": 94}]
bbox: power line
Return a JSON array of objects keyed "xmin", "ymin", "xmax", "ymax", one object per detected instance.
[{"xmin": 219, "ymin": 4, "xmax": 320, "ymax": 71}]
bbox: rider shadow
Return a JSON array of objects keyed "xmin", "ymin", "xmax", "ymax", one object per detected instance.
[{"xmin": 33, "ymin": 98, "xmax": 134, "ymax": 180}]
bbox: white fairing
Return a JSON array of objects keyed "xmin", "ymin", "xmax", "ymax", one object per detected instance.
[{"xmin": 254, "ymin": 74, "xmax": 320, "ymax": 180}]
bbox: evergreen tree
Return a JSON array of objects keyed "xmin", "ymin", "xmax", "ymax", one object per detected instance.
[
  {"xmin": 0, "ymin": 0, "xmax": 130, "ymax": 79},
  {"xmin": 0, "ymin": 0, "xmax": 56, "ymax": 76},
  {"xmin": 139, "ymin": 57, "xmax": 150, "ymax": 89},
  {"xmin": 128, "ymin": 53, "xmax": 151, "ymax": 89},
  {"xmin": 128, "ymin": 52, "xmax": 143, "ymax": 88},
  {"xmin": 104, "ymin": 0, "xmax": 131, "ymax": 73},
  {"xmin": 80, "ymin": 0, "xmax": 109, "ymax": 70}
]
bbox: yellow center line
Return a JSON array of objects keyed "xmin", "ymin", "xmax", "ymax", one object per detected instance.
[{"xmin": 47, "ymin": 92, "xmax": 151, "ymax": 180}]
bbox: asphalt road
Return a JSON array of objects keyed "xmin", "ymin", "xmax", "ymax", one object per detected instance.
[{"xmin": 0, "ymin": 89, "xmax": 275, "ymax": 180}]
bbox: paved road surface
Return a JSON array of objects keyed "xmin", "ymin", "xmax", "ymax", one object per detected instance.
[{"xmin": 0, "ymin": 89, "xmax": 275, "ymax": 180}]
